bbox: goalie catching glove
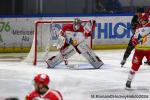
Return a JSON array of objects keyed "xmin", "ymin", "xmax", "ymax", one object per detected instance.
[{"xmin": 53, "ymin": 34, "xmax": 66, "ymax": 49}]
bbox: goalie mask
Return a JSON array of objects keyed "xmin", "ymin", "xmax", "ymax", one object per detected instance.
[{"xmin": 73, "ymin": 18, "xmax": 81, "ymax": 31}]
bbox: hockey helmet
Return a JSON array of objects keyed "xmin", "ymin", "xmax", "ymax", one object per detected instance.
[
  {"xmin": 73, "ymin": 18, "xmax": 81, "ymax": 30},
  {"xmin": 34, "ymin": 74, "xmax": 50, "ymax": 86},
  {"xmin": 139, "ymin": 13, "xmax": 149, "ymax": 21}
]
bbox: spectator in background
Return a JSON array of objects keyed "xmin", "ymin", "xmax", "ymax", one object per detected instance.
[
  {"xmin": 95, "ymin": 0, "xmax": 106, "ymax": 13},
  {"xmin": 95, "ymin": 0, "xmax": 122, "ymax": 13},
  {"xmin": 105, "ymin": 0, "xmax": 122, "ymax": 13},
  {"xmin": 110, "ymin": 0, "xmax": 122, "ymax": 13},
  {"xmin": 26, "ymin": 74, "xmax": 63, "ymax": 100}
]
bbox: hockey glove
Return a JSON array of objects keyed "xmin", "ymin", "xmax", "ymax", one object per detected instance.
[
  {"xmin": 132, "ymin": 37, "xmax": 138, "ymax": 46},
  {"xmin": 141, "ymin": 35, "xmax": 148, "ymax": 44}
]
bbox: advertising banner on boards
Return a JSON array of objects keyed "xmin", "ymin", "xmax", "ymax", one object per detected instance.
[{"xmin": 0, "ymin": 15, "xmax": 133, "ymax": 51}]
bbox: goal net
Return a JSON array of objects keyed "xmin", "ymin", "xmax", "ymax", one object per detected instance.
[{"xmin": 25, "ymin": 20, "xmax": 92, "ymax": 67}]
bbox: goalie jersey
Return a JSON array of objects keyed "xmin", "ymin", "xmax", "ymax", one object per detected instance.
[{"xmin": 61, "ymin": 22, "xmax": 94, "ymax": 37}]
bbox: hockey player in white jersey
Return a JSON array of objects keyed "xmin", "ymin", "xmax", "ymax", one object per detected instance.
[
  {"xmin": 46, "ymin": 18, "xmax": 104, "ymax": 69},
  {"xmin": 125, "ymin": 13, "xmax": 150, "ymax": 89}
]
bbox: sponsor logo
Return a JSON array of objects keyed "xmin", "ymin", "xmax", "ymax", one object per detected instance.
[
  {"xmin": 0, "ymin": 22, "xmax": 11, "ymax": 42},
  {"xmin": 12, "ymin": 30, "xmax": 34, "ymax": 35},
  {"xmin": 93, "ymin": 22, "xmax": 132, "ymax": 39},
  {"xmin": 49, "ymin": 22, "xmax": 132, "ymax": 40},
  {"xmin": 133, "ymin": 57, "xmax": 139, "ymax": 64},
  {"xmin": 0, "ymin": 22, "xmax": 11, "ymax": 32}
]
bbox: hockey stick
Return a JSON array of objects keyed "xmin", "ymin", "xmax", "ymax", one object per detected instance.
[
  {"xmin": 138, "ymin": 32, "xmax": 150, "ymax": 43},
  {"xmin": 118, "ymin": 25, "xmax": 129, "ymax": 30},
  {"xmin": 118, "ymin": 25, "xmax": 126, "ymax": 29}
]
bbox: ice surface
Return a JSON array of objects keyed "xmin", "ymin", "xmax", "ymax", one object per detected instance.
[{"xmin": 0, "ymin": 49, "xmax": 150, "ymax": 100}]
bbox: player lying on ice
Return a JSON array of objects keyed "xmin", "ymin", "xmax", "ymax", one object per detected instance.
[
  {"xmin": 46, "ymin": 18, "xmax": 104, "ymax": 69},
  {"xmin": 125, "ymin": 13, "xmax": 150, "ymax": 89}
]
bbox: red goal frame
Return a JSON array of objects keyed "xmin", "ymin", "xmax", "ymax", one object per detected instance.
[{"xmin": 34, "ymin": 20, "xmax": 92, "ymax": 65}]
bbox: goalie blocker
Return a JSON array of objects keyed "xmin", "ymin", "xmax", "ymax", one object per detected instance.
[{"xmin": 46, "ymin": 41, "xmax": 103, "ymax": 69}]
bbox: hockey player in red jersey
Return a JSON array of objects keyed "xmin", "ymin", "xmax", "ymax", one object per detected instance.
[
  {"xmin": 26, "ymin": 74, "xmax": 63, "ymax": 100},
  {"xmin": 120, "ymin": 8, "xmax": 144, "ymax": 67},
  {"xmin": 126, "ymin": 13, "xmax": 150, "ymax": 89},
  {"xmin": 46, "ymin": 18, "xmax": 103, "ymax": 69}
]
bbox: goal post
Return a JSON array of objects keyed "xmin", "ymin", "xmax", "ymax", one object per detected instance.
[{"xmin": 26, "ymin": 20, "xmax": 92, "ymax": 65}]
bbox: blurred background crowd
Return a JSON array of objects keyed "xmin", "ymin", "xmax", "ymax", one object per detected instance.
[{"xmin": 0, "ymin": 0, "xmax": 150, "ymax": 15}]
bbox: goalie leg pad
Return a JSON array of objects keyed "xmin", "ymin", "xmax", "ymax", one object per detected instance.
[
  {"xmin": 46, "ymin": 45, "xmax": 76, "ymax": 68},
  {"xmin": 46, "ymin": 54, "xmax": 63, "ymax": 68},
  {"xmin": 77, "ymin": 41, "xmax": 104, "ymax": 69},
  {"xmin": 61, "ymin": 44, "xmax": 76, "ymax": 59}
]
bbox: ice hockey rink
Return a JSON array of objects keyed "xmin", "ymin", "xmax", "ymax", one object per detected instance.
[{"xmin": 0, "ymin": 49, "xmax": 150, "ymax": 100}]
